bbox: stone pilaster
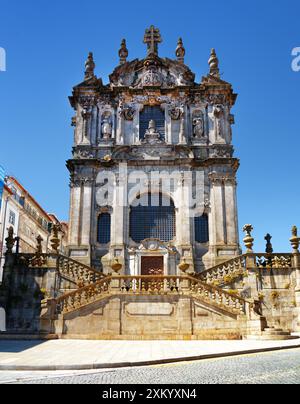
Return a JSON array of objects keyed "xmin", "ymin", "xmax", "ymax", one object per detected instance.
[
  {"xmin": 68, "ymin": 184, "xmax": 82, "ymax": 246},
  {"xmin": 81, "ymin": 181, "xmax": 93, "ymax": 246}
]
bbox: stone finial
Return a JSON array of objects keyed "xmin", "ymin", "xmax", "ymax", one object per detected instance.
[
  {"xmin": 208, "ymin": 48, "xmax": 220, "ymax": 78},
  {"xmin": 179, "ymin": 258, "xmax": 190, "ymax": 273},
  {"xmin": 36, "ymin": 235, "xmax": 43, "ymax": 256},
  {"xmin": 111, "ymin": 258, "xmax": 122, "ymax": 274},
  {"xmin": 265, "ymin": 234, "xmax": 274, "ymax": 254},
  {"xmin": 143, "ymin": 25, "xmax": 162, "ymax": 56},
  {"xmin": 84, "ymin": 52, "xmax": 95, "ymax": 80},
  {"xmin": 290, "ymin": 226, "xmax": 300, "ymax": 253},
  {"xmin": 50, "ymin": 224, "xmax": 61, "ymax": 254},
  {"xmin": 243, "ymin": 224, "xmax": 254, "ymax": 253},
  {"xmin": 176, "ymin": 38, "xmax": 185, "ymax": 64},
  {"xmin": 119, "ymin": 39, "xmax": 128, "ymax": 65},
  {"xmin": 5, "ymin": 226, "xmax": 16, "ymax": 254}
]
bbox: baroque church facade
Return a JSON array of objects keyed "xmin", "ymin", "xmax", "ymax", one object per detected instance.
[
  {"xmin": 68, "ymin": 26, "xmax": 240, "ymax": 275},
  {"xmin": 1, "ymin": 27, "xmax": 299, "ymax": 340}
]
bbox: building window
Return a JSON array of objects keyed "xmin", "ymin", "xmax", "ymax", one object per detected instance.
[
  {"xmin": 8, "ymin": 211, "xmax": 16, "ymax": 226},
  {"xmin": 130, "ymin": 193, "xmax": 176, "ymax": 243},
  {"xmin": 139, "ymin": 106, "xmax": 165, "ymax": 140},
  {"xmin": 97, "ymin": 213, "xmax": 111, "ymax": 244},
  {"xmin": 195, "ymin": 214, "xmax": 209, "ymax": 243}
]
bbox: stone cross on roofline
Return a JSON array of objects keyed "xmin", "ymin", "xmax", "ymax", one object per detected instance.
[{"xmin": 143, "ymin": 25, "xmax": 162, "ymax": 56}]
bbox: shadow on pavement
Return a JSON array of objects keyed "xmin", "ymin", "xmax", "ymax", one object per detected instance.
[{"xmin": 0, "ymin": 340, "xmax": 45, "ymax": 353}]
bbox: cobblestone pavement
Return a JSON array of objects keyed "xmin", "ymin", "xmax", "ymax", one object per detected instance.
[{"xmin": 1, "ymin": 348, "xmax": 300, "ymax": 384}]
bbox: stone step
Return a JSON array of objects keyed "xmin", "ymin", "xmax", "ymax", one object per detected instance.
[
  {"xmin": 263, "ymin": 330, "xmax": 291, "ymax": 336},
  {"xmin": 246, "ymin": 334, "xmax": 299, "ymax": 341}
]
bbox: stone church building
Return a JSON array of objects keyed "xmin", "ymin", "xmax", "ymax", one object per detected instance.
[
  {"xmin": 68, "ymin": 26, "xmax": 239, "ymax": 276},
  {"xmin": 1, "ymin": 27, "xmax": 300, "ymax": 340}
]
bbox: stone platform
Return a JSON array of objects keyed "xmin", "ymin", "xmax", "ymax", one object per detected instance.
[{"xmin": 0, "ymin": 338, "xmax": 299, "ymax": 371}]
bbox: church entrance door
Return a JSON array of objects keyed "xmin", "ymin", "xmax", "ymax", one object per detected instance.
[{"xmin": 141, "ymin": 256, "xmax": 164, "ymax": 276}]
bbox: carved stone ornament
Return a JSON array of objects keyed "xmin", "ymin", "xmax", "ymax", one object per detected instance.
[
  {"xmin": 5, "ymin": 227, "xmax": 16, "ymax": 254},
  {"xmin": 73, "ymin": 148, "xmax": 95, "ymax": 159},
  {"xmin": 120, "ymin": 104, "xmax": 135, "ymax": 121},
  {"xmin": 142, "ymin": 64, "xmax": 162, "ymax": 87},
  {"xmin": 168, "ymin": 106, "xmax": 183, "ymax": 120},
  {"xmin": 208, "ymin": 94, "xmax": 227, "ymax": 106},
  {"xmin": 210, "ymin": 146, "xmax": 232, "ymax": 159},
  {"xmin": 142, "ymin": 120, "xmax": 164, "ymax": 145},
  {"xmin": 79, "ymin": 96, "xmax": 95, "ymax": 110},
  {"xmin": 290, "ymin": 226, "xmax": 300, "ymax": 253},
  {"xmin": 119, "ymin": 39, "xmax": 128, "ymax": 65},
  {"xmin": 214, "ymin": 104, "xmax": 224, "ymax": 118},
  {"xmin": 176, "ymin": 38, "xmax": 185, "ymax": 64},
  {"xmin": 50, "ymin": 224, "xmax": 61, "ymax": 253},
  {"xmin": 243, "ymin": 224, "xmax": 254, "ymax": 253}
]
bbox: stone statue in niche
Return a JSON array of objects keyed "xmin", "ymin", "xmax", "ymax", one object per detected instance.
[
  {"xmin": 213, "ymin": 105, "xmax": 225, "ymax": 140},
  {"xmin": 101, "ymin": 112, "xmax": 113, "ymax": 140},
  {"xmin": 193, "ymin": 111, "xmax": 205, "ymax": 139}
]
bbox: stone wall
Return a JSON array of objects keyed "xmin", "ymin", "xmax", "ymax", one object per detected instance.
[{"xmin": 55, "ymin": 295, "xmax": 248, "ymax": 340}]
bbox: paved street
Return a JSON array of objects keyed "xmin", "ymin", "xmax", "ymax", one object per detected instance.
[{"xmin": 1, "ymin": 349, "xmax": 300, "ymax": 384}]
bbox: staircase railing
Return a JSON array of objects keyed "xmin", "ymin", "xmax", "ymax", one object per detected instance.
[
  {"xmin": 15, "ymin": 253, "xmax": 104, "ymax": 287},
  {"xmin": 194, "ymin": 252, "xmax": 294, "ymax": 287},
  {"xmin": 53, "ymin": 275, "xmax": 254, "ymax": 317},
  {"xmin": 56, "ymin": 255, "xmax": 104, "ymax": 286},
  {"xmin": 196, "ymin": 255, "xmax": 247, "ymax": 285}
]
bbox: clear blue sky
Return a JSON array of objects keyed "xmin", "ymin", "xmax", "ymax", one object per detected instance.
[{"xmin": 0, "ymin": 0, "xmax": 299, "ymax": 252}]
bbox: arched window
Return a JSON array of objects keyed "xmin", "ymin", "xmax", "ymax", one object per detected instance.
[
  {"xmin": 195, "ymin": 214, "xmax": 209, "ymax": 243},
  {"xmin": 130, "ymin": 193, "xmax": 175, "ymax": 243},
  {"xmin": 97, "ymin": 213, "xmax": 111, "ymax": 244},
  {"xmin": 139, "ymin": 106, "xmax": 165, "ymax": 140}
]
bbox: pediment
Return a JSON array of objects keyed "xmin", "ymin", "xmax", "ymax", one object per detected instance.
[{"xmin": 109, "ymin": 56, "xmax": 195, "ymax": 89}]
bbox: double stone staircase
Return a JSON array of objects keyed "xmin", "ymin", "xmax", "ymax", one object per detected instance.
[{"xmin": 18, "ymin": 251, "xmax": 295, "ymax": 340}]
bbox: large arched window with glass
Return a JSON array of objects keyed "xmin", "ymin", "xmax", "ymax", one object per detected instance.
[
  {"xmin": 194, "ymin": 214, "xmax": 209, "ymax": 243},
  {"xmin": 139, "ymin": 106, "xmax": 165, "ymax": 140},
  {"xmin": 97, "ymin": 213, "xmax": 111, "ymax": 244},
  {"xmin": 130, "ymin": 193, "xmax": 176, "ymax": 243}
]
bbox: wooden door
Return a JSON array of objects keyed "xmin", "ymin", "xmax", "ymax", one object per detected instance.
[{"xmin": 141, "ymin": 256, "xmax": 164, "ymax": 276}]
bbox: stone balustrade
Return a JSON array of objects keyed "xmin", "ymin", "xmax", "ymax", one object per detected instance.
[
  {"xmin": 196, "ymin": 255, "xmax": 247, "ymax": 285},
  {"xmin": 14, "ymin": 253, "xmax": 104, "ymax": 287},
  {"xmin": 252, "ymin": 253, "xmax": 293, "ymax": 269},
  {"xmin": 194, "ymin": 252, "xmax": 295, "ymax": 288},
  {"xmin": 57, "ymin": 256, "xmax": 103, "ymax": 286},
  {"xmin": 52, "ymin": 275, "xmax": 253, "ymax": 318}
]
